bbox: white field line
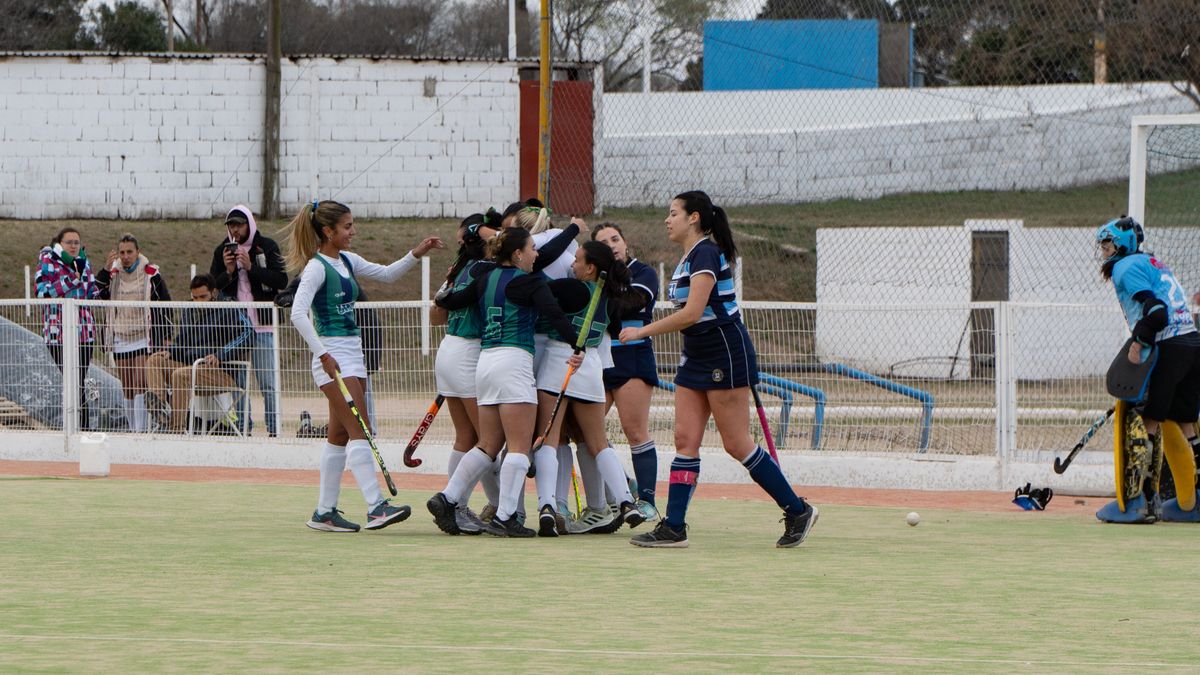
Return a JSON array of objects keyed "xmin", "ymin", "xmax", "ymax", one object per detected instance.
[{"xmin": 0, "ymin": 634, "xmax": 1186, "ymax": 669}]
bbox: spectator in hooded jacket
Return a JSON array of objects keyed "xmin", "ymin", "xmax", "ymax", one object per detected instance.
[
  {"xmin": 209, "ymin": 205, "xmax": 288, "ymax": 436},
  {"xmin": 35, "ymin": 227, "xmax": 100, "ymax": 430},
  {"xmin": 96, "ymin": 233, "xmax": 172, "ymax": 433},
  {"xmin": 143, "ymin": 274, "xmax": 253, "ymax": 433}
]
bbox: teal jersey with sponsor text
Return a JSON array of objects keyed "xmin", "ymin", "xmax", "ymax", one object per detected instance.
[{"xmin": 313, "ymin": 253, "xmax": 360, "ymax": 337}]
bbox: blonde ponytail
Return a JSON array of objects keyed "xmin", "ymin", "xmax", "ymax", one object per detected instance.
[
  {"xmin": 514, "ymin": 206, "xmax": 551, "ymax": 235},
  {"xmin": 282, "ymin": 200, "xmax": 350, "ymax": 272}
]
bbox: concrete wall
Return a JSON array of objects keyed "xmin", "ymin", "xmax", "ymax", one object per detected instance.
[
  {"xmin": 596, "ymin": 83, "xmax": 1198, "ymax": 208},
  {"xmin": 0, "ymin": 54, "xmax": 520, "ymax": 219}
]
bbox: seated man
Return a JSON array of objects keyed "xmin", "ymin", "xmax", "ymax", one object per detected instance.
[{"xmin": 144, "ymin": 274, "xmax": 253, "ymax": 432}]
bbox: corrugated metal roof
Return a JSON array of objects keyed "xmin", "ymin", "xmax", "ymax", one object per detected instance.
[{"xmin": 0, "ymin": 50, "xmax": 596, "ymax": 66}]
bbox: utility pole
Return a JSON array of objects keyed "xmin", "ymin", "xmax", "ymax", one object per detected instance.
[
  {"xmin": 163, "ymin": 0, "xmax": 175, "ymax": 51},
  {"xmin": 262, "ymin": 0, "xmax": 282, "ymax": 219},
  {"xmin": 537, "ymin": 0, "xmax": 552, "ymax": 205},
  {"xmin": 1093, "ymin": 0, "xmax": 1107, "ymax": 84},
  {"xmin": 195, "ymin": 0, "xmax": 204, "ymax": 48}
]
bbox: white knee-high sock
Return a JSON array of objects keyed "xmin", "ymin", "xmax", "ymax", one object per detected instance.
[
  {"xmin": 480, "ymin": 456, "xmax": 501, "ymax": 506},
  {"xmin": 132, "ymin": 393, "xmax": 147, "ymax": 433},
  {"xmin": 533, "ymin": 444, "xmax": 558, "ymax": 509},
  {"xmin": 317, "ymin": 442, "xmax": 348, "ymax": 513},
  {"xmin": 123, "ymin": 398, "xmax": 134, "ymax": 431},
  {"xmin": 576, "ymin": 444, "xmax": 605, "ymax": 510},
  {"xmin": 496, "ymin": 452, "xmax": 530, "ymax": 522},
  {"xmin": 595, "ymin": 447, "xmax": 635, "ymax": 505},
  {"xmin": 556, "ymin": 444, "xmax": 574, "ymax": 508},
  {"xmin": 346, "ymin": 439, "xmax": 384, "ymax": 509},
  {"xmin": 447, "ymin": 449, "xmax": 466, "ymax": 479},
  {"xmin": 444, "ymin": 448, "xmax": 493, "ymax": 505}
]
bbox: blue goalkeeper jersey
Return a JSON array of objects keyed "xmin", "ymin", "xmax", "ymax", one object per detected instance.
[{"xmin": 1111, "ymin": 253, "xmax": 1196, "ymax": 342}]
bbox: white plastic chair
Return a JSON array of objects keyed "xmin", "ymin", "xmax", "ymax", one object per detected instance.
[{"xmin": 186, "ymin": 359, "xmax": 251, "ymax": 437}]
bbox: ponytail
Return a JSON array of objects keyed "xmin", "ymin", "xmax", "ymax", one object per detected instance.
[
  {"xmin": 514, "ymin": 206, "xmax": 551, "ymax": 235},
  {"xmin": 282, "ymin": 199, "xmax": 350, "ymax": 273},
  {"xmin": 674, "ymin": 190, "xmax": 737, "ymax": 263},
  {"xmin": 580, "ymin": 240, "xmax": 641, "ymax": 317},
  {"xmin": 488, "ymin": 227, "xmax": 531, "ymax": 265}
]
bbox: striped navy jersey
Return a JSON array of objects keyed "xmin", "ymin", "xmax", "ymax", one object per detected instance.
[
  {"xmin": 617, "ymin": 258, "xmax": 658, "ymax": 346},
  {"xmin": 668, "ymin": 238, "xmax": 740, "ymax": 336}
]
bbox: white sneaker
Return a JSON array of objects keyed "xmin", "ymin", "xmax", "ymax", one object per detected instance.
[{"xmin": 566, "ymin": 506, "xmax": 615, "ymax": 534}]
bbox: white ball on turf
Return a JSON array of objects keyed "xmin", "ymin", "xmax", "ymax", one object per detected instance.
[{"xmin": 906, "ymin": 511, "xmax": 920, "ymax": 527}]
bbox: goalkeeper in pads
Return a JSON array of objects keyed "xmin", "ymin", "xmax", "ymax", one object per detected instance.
[{"xmin": 1095, "ymin": 217, "xmax": 1200, "ymax": 523}]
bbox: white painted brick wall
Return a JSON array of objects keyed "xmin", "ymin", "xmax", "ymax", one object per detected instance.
[
  {"xmin": 597, "ymin": 83, "xmax": 1199, "ymax": 209},
  {"xmin": 0, "ymin": 55, "xmax": 521, "ymax": 219}
]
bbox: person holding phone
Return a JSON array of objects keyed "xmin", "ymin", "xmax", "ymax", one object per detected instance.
[
  {"xmin": 209, "ymin": 206, "xmax": 289, "ymax": 437},
  {"xmin": 35, "ymin": 227, "xmax": 100, "ymax": 430}
]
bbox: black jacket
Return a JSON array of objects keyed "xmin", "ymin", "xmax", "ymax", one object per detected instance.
[
  {"xmin": 169, "ymin": 299, "xmax": 254, "ymax": 371},
  {"xmin": 209, "ymin": 232, "xmax": 288, "ymax": 327}
]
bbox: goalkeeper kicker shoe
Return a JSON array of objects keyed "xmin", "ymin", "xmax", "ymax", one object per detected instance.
[
  {"xmin": 306, "ymin": 508, "xmax": 360, "ymax": 533},
  {"xmin": 1159, "ymin": 490, "xmax": 1200, "ymax": 522},
  {"xmin": 777, "ymin": 503, "xmax": 819, "ymax": 548},
  {"xmin": 1096, "ymin": 494, "xmax": 1157, "ymax": 524},
  {"xmin": 365, "ymin": 500, "xmax": 412, "ymax": 530}
]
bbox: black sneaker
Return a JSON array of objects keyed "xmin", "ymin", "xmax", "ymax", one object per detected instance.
[
  {"xmin": 617, "ymin": 501, "xmax": 647, "ymax": 529},
  {"xmin": 364, "ymin": 500, "xmax": 411, "ymax": 530},
  {"xmin": 306, "ymin": 508, "xmax": 360, "ymax": 533},
  {"xmin": 426, "ymin": 492, "xmax": 462, "ymax": 535},
  {"xmin": 777, "ymin": 503, "xmax": 819, "ymax": 548},
  {"xmin": 630, "ymin": 520, "xmax": 688, "ymax": 548},
  {"xmin": 537, "ymin": 504, "xmax": 560, "ymax": 537},
  {"xmin": 484, "ymin": 514, "xmax": 536, "ymax": 538}
]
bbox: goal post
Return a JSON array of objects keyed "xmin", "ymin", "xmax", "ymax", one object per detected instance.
[{"xmin": 1128, "ymin": 113, "xmax": 1200, "ymax": 224}]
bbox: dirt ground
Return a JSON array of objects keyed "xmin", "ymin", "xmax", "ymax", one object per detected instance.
[{"xmin": 0, "ymin": 459, "xmax": 1104, "ymax": 515}]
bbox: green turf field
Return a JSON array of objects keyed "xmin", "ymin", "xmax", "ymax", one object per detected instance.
[{"xmin": 2, "ymin": 478, "xmax": 1198, "ymax": 672}]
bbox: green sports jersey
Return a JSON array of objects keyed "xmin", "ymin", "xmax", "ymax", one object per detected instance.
[
  {"xmin": 479, "ymin": 267, "xmax": 538, "ymax": 353},
  {"xmin": 547, "ymin": 280, "xmax": 607, "ymax": 348},
  {"xmin": 313, "ymin": 253, "xmax": 360, "ymax": 337},
  {"xmin": 446, "ymin": 260, "xmax": 484, "ymax": 339}
]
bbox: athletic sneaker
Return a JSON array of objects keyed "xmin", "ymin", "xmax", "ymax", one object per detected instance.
[
  {"xmin": 777, "ymin": 503, "xmax": 819, "ymax": 548},
  {"xmin": 617, "ymin": 501, "xmax": 647, "ymax": 529},
  {"xmin": 306, "ymin": 508, "xmax": 360, "ymax": 533},
  {"xmin": 455, "ymin": 505, "xmax": 485, "ymax": 535},
  {"xmin": 636, "ymin": 501, "xmax": 660, "ymax": 523},
  {"xmin": 537, "ymin": 504, "xmax": 560, "ymax": 537},
  {"xmin": 514, "ymin": 510, "xmax": 526, "ymax": 528},
  {"xmin": 479, "ymin": 503, "xmax": 497, "ymax": 525},
  {"xmin": 426, "ymin": 492, "xmax": 462, "ymax": 535},
  {"xmin": 144, "ymin": 391, "xmax": 171, "ymax": 429},
  {"xmin": 555, "ymin": 502, "xmax": 573, "ymax": 535},
  {"xmin": 483, "ymin": 514, "xmax": 536, "ymax": 538},
  {"xmin": 566, "ymin": 506, "xmax": 615, "ymax": 534},
  {"xmin": 364, "ymin": 500, "xmax": 412, "ymax": 531},
  {"xmin": 630, "ymin": 520, "xmax": 688, "ymax": 548}
]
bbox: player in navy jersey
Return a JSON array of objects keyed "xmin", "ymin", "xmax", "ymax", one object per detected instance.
[
  {"xmin": 592, "ymin": 223, "xmax": 661, "ymax": 518},
  {"xmin": 619, "ymin": 191, "xmax": 817, "ymax": 548},
  {"xmin": 1095, "ymin": 217, "xmax": 1200, "ymax": 523},
  {"xmin": 427, "ymin": 228, "xmax": 581, "ymax": 538}
]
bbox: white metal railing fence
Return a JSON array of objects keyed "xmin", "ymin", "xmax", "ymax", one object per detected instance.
[{"xmin": 0, "ymin": 298, "xmax": 1131, "ymax": 464}]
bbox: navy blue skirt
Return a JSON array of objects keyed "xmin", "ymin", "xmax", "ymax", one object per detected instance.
[
  {"xmin": 603, "ymin": 342, "xmax": 659, "ymax": 390},
  {"xmin": 675, "ymin": 322, "xmax": 759, "ymax": 390}
]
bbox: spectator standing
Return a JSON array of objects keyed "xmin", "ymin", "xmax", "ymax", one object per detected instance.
[
  {"xmin": 209, "ymin": 205, "xmax": 288, "ymax": 436},
  {"xmin": 96, "ymin": 234, "xmax": 172, "ymax": 432},
  {"xmin": 35, "ymin": 227, "xmax": 99, "ymax": 430}
]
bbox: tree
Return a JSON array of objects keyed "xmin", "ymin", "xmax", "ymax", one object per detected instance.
[
  {"xmin": 553, "ymin": 0, "xmax": 730, "ymax": 92},
  {"xmin": 0, "ymin": 0, "xmax": 87, "ymax": 50},
  {"xmin": 92, "ymin": 1, "xmax": 169, "ymax": 52},
  {"xmin": 1109, "ymin": 0, "xmax": 1200, "ymax": 107}
]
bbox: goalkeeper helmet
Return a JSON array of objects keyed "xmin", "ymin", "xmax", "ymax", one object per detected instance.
[{"xmin": 1095, "ymin": 217, "xmax": 1141, "ymax": 262}]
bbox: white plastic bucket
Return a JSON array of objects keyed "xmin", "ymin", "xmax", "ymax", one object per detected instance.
[{"xmin": 79, "ymin": 432, "xmax": 110, "ymax": 477}]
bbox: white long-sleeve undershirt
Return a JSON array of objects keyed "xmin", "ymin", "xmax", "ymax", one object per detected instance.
[{"xmin": 291, "ymin": 250, "xmax": 418, "ymax": 358}]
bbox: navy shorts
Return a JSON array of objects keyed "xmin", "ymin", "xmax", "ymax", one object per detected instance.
[
  {"xmin": 603, "ymin": 342, "xmax": 658, "ymax": 391},
  {"xmin": 675, "ymin": 322, "xmax": 759, "ymax": 391},
  {"xmin": 1143, "ymin": 335, "xmax": 1200, "ymax": 422}
]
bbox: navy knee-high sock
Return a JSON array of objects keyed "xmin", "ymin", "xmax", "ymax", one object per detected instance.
[
  {"xmin": 664, "ymin": 455, "xmax": 699, "ymax": 530},
  {"xmin": 630, "ymin": 440, "xmax": 658, "ymax": 505},
  {"xmin": 743, "ymin": 446, "xmax": 806, "ymax": 516}
]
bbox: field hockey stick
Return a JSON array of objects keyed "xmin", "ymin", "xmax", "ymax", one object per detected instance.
[
  {"xmin": 402, "ymin": 395, "xmax": 444, "ymax": 468},
  {"xmin": 334, "ymin": 371, "xmax": 397, "ymax": 496},
  {"xmin": 531, "ymin": 272, "xmax": 607, "ymax": 452},
  {"xmin": 751, "ymin": 385, "xmax": 779, "ymax": 463},
  {"xmin": 1053, "ymin": 407, "xmax": 1114, "ymax": 474}
]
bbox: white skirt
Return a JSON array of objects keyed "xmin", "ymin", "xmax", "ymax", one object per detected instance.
[
  {"xmin": 311, "ymin": 336, "xmax": 366, "ymax": 388},
  {"xmin": 113, "ymin": 335, "xmax": 150, "ymax": 355},
  {"xmin": 532, "ymin": 333, "xmax": 550, "ymax": 375},
  {"xmin": 435, "ymin": 334, "xmax": 481, "ymax": 398},
  {"xmin": 535, "ymin": 338, "xmax": 606, "ymax": 403},
  {"xmin": 476, "ymin": 347, "xmax": 536, "ymax": 405},
  {"xmin": 598, "ymin": 333, "xmax": 614, "ymax": 369}
]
